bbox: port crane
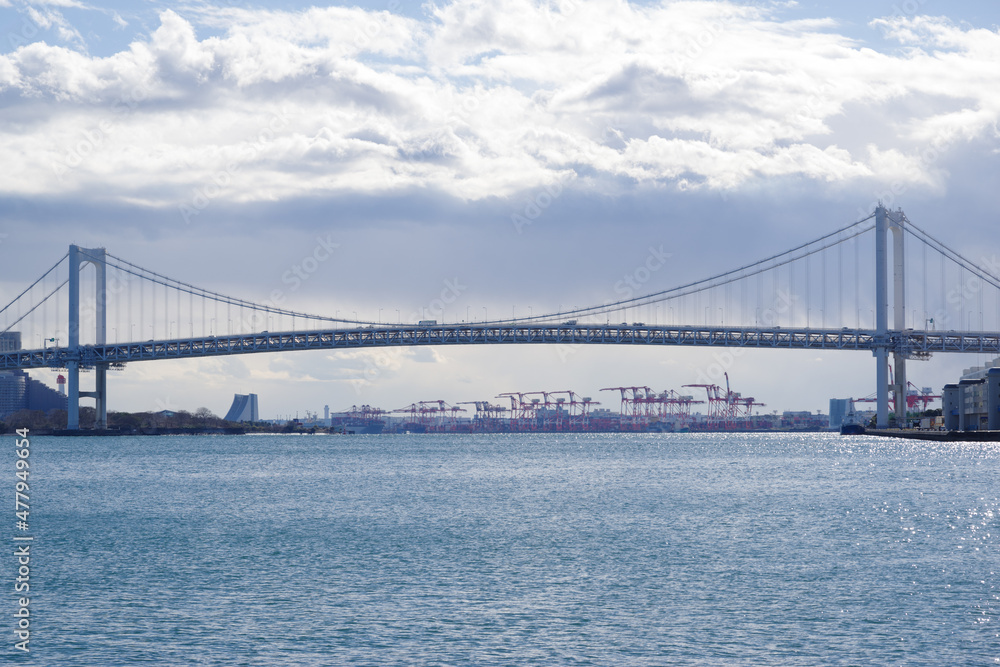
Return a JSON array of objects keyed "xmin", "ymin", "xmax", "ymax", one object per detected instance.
[
  {"xmin": 684, "ymin": 373, "xmax": 764, "ymax": 429},
  {"xmin": 392, "ymin": 400, "xmax": 466, "ymax": 431}
]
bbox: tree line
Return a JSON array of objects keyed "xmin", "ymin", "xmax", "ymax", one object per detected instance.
[{"xmin": 0, "ymin": 407, "xmax": 231, "ymax": 433}]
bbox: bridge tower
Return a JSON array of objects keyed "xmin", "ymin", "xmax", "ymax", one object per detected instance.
[
  {"xmin": 67, "ymin": 245, "xmax": 108, "ymax": 431},
  {"xmin": 874, "ymin": 205, "xmax": 906, "ymax": 429}
]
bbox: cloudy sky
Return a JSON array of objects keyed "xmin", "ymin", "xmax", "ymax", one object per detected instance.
[{"xmin": 2, "ymin": 0, "xmax": 999, "ymax": 419}]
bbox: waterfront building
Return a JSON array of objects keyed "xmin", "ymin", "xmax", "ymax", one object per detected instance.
[
  {"xmin": 942, "ymin": 360, "xmax": 1000, "ymax": 431},
  {"xmin": 0, "ymin": 369, "xmax": 68, "ymax": 419}
]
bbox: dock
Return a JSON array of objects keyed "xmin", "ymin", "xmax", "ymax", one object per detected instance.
[{"xmin": 864, "ymin": 429, "xmax": 1000, "ymax": 442}]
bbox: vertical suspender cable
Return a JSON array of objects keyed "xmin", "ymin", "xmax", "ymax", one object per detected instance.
[
  {"xmin": 838, "ymin": 242, "xmax": 842, "ymax": 327},
  {"xmin": 756, "ymin": 271, "xmax": 762, "ymax": 325},
  {"xmin": 855, "ymin": 234, "xmax": 860, "ymax": 328},
  {"xmin": 741, "ymin": 276, "xmax": 746, "ymax": 326},
  {"xmin": 176, "ymin": 280, "xmax": 180, "ymax": 338},
  {"xmin": 922, "ymin": 240, "xmax": 927, "ymax": 327},
  {"xmin": 42, "ymin": 268, "xmax": 47, "ymax": 342},
  {"xmin": 709, "ymin": 285, "xmax": 714, "ymax": 326},
  {"xmin": 806, "ymin": 253, "xmax": 811, "ymax": 327},
  {"xmin": 114, "ymin": 267, "xmax": 119, "ymax": 343},
  {"xmin": 980, "ymin": 270, "xmax": 984, "ymax": 331},
  {"xmin": 125, "ymin": 267, "xmax": 130, "ymax": 342},
  {"xmin": 959, "ymin": 266, "xmax": 965, "ymax": 329},
  {"xmin": 788, "ymin": 261, "xmax": 794, "ymax": 327},
  {"xmin": 938, "ymin": 245, "xmax": 948, "ymax": 328},
  {"xmin": 821, "ymin": 248, "xmax": 826, "ymax": 328}
]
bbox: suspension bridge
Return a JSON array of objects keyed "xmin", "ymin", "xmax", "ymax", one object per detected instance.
[{"xmin": 3, "ymin": 205, "xmax": 1000, "ymax": 431}]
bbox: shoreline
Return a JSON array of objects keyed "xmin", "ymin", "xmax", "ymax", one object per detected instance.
[
  {"xmin": 28, "ymin": 426, "xmax": 835, "ymax": 437},
  {"xmin": 30, "ymin": 427, "xmax": 249, "ymax": 437},
  {"xmin": 864, "ymin": 429, "xmax": 1000, "ymax": 442}
]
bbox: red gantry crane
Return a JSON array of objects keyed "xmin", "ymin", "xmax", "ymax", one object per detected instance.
[
  {"xmin": 854, "ymin": 379, "xmax": 940, "ymax": 413},
  {"xmin": 684, "ymin": 373, "xmax": 763, "ymax": 430},
  {"xmin": 647, "ymin": 389, "xmax": 704, "ymax": 428},
  {"xmin": 457, "ymin": 401, "xmax": 508, "ymax": 432},
  {"xmin": 600, "ymin": 386, "xmax": 653, "ymax": 430},
  {"xmin": 392, "ymin": 400, "xmax": 466, "ymax": 432},
  {"xmin": 497, "ymin": 392, "xmax": 541, "ymax": 431},
  {"xmin": 682, "ymin": 382, "xmax": 727, "ymax": 429}
]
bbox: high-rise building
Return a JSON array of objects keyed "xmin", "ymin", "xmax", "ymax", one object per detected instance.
[
  {"xmin": 0, "ymin": 332, "xmax": 22, "ymax": 352},
  {"xmin": 0, "ymin": 369, "xmax": 68, "ymax": 419},
  {"xmin": 224, "ymin": 393, "xmax": 259, "ymax": 422},
  {"xmin": 828, "ymin": 398, "xmax": 854, "ymax": 428}
]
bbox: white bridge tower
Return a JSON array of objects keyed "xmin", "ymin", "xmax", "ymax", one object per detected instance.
[
  {"xmin": 874, "ymin": 205, "xmax": 907, "ymax": 429},
  {"xmin": 67, "ymin": 245, "xmax": 108, "ymax": 431}
]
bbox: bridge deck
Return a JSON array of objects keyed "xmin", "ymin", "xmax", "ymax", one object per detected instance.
[{"xmin": 3, "ymin": 324, "xmax": 998, "ymax": 370}]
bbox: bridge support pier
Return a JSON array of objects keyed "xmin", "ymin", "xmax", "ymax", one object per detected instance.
[{"xmin": 67, "ymin": 245, "xmax": 108, "ymax": 431}]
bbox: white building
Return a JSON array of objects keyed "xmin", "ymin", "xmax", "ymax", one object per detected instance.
[{"xmin": 224, "ymin": 393, "xmax": 259, "ymax": 422}]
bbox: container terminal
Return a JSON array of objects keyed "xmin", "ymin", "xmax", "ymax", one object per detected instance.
[{"xmin": 327, "ymin": 373, "xmax": 836, "ymax": 434}]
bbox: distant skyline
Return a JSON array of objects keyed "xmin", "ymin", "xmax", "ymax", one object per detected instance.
[{"xmin": 2, "ymin": 0, "xmax": 999, "ymax": 418}]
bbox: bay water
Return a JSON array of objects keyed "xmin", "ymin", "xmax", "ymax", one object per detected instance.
[{"xmin": 9, "ymin": 432, "xmax": 999, "ymax": 665}]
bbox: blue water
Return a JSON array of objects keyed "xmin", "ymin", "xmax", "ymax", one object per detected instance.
[{"xmin": 8, "ymin": 433, "xmax": 1000, "ymax": 665}]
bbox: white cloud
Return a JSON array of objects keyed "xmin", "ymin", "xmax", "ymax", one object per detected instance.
[
  {"xmin": 148, "ymin": 9, "xmax": 215, "ymax": 77},
  {"xmin": 24, "ymin": 0, "xmax": 86, "ymax": 7},
  {"xmin": 0, "ymin": 3, "xmax": 997, "ymax": 206},
  {"xmin": 23, "ymin": 5, "xmax": 86, "ymax": 50}
]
